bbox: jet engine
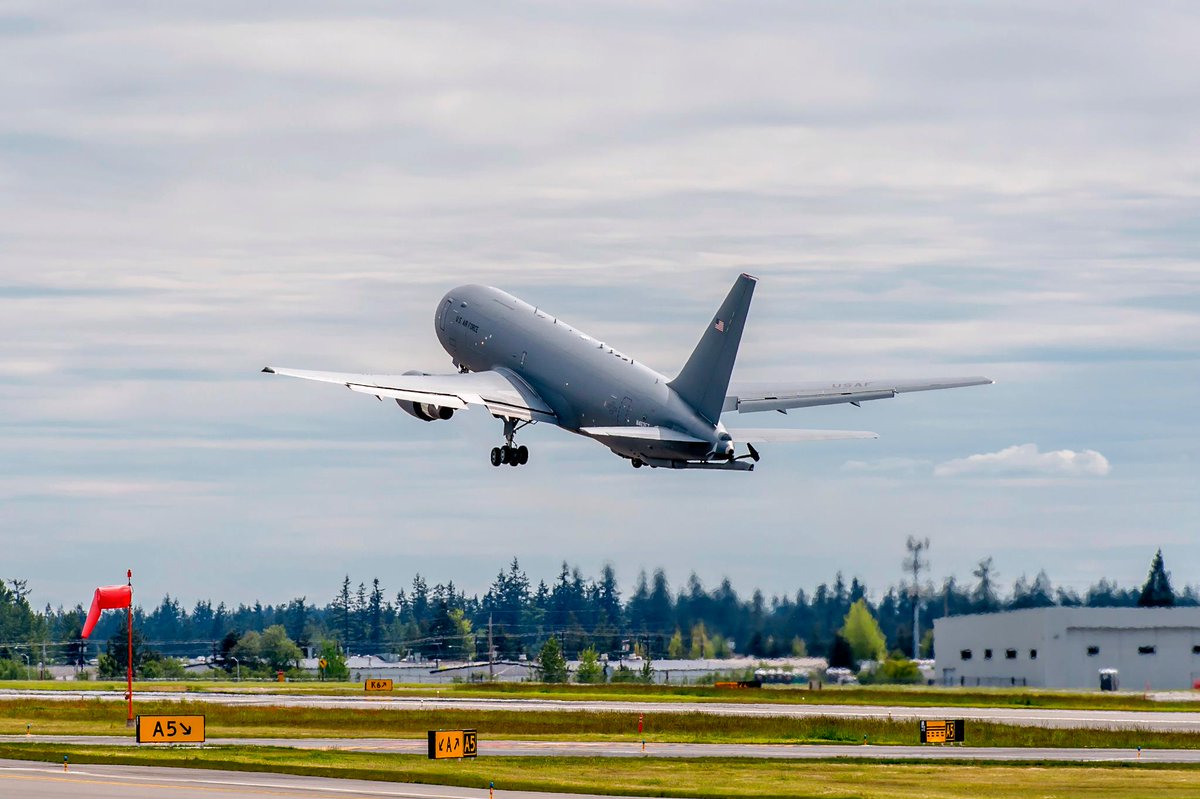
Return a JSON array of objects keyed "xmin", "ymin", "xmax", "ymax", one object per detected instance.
[
  {"xmin": 396, "ymin": 399, "xmax": 455, "ymax": 421},
  {"xmin": 394, "ymin": 370, "xmax": 454, "ymax": 421}
]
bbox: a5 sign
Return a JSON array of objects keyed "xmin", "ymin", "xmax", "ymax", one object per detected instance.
[{"xmin": 135, "ymin": 714, "xmax": 206, "ymax": 744}]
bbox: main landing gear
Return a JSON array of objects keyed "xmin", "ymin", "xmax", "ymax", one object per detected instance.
[
  {"xmin": 490, "ymin": 444, "xmax": 529, "ymax": 467},
  {"xmin": 490, "ymin": 417, "xmax": 530, "ymax": 467}
]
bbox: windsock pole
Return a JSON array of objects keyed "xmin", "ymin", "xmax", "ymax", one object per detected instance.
[{"xmin": 126, "ymin": 570, "xmax": 133, "ymax": 727}]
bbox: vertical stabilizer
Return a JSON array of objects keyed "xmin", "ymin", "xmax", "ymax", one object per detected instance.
[{"xmin": 668, "ymin": 273, "xmax": 757, "ymax": 423}]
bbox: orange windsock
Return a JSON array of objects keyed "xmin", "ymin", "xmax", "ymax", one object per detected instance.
[{"xmin": 80, "ymin": 585, "xmax": 132, "ymax": 639}]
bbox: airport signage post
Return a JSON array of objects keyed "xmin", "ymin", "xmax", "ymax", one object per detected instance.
[
  {"xmin": 919, "ymin": 719, "xmax": 965, "ymax": 744},
  {"xmin": 427, "ymin": 729, "xmax": 478, "ymax": 759},
  {"xmin": 135, "ymin": 714, "xmax": 206, "ymax": 744},
  {"xmin": 365, "ymin": 678, "xmax": 394, "ymax": 692}
]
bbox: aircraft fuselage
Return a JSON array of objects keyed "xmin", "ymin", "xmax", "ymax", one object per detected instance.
[{"xmin": 434, "ymin": 285, "xmax": 724, "ymax": 462}]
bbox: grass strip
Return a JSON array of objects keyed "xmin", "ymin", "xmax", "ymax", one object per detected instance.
[
  {"xmin": 3, "ymin": 742, "xmax": 1200, "ymax": 798},
  {"xmin": 4, "ymin": 698, "xmax": 1199, "ymax": 749},
  {"xmin": 5, "ymin": 679, "xmax": 1200, "ymax": 712}
]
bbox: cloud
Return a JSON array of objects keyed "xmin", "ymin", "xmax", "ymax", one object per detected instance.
[
  {"xmin": 934, "ymin": 444, "xmax": 1111, "ymax": 479},
  {"xmin": 0, "ymin": 2, "xmax": 1196, "ymax": 606}
]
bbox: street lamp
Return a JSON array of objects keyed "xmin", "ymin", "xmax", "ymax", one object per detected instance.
[{"xmin": 231, "ymin": 657, "xmax": 240, "ymax": 682}]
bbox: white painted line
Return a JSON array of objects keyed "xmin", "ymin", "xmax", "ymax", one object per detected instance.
[{"xmin": 1, "ymin": 762, "xmax": 481, "ymax": 798}]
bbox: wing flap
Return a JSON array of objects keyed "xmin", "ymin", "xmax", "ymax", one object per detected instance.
[
  {"xmin": 346, "ymin": 383, "xmax": 470, "ymax": 410},
  {"xmin": 580, "ymin": 426, "xmax": 708, "ymax": 444},
  {"xmin": 726, "ymin": 428, "xmax": 878, "ymax": 443}
]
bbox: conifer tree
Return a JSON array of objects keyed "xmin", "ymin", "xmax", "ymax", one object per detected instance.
[{"xmin": 1138, "ymin": 549, "xmax": 1175, "ymax": 607}]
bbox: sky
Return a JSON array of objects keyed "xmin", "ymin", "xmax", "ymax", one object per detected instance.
[{"xmin": 2, "ymin": 2, "xmax": 1198, "ymax": 611}]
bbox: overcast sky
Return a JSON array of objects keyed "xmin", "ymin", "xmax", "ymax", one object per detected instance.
[{"xmin": 3, "ymin": 2, "xmax": 1198, "ymax": 611}]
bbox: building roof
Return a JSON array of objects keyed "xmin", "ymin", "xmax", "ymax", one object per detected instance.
[{"xmin": 935, "ymin": 606, "xmax": 1200, "ymax": 630}]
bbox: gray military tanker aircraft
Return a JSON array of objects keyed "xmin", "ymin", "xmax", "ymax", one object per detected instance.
[{"xmin": 263, "ymin": 274, "xmax": 991, "ymax": 471}]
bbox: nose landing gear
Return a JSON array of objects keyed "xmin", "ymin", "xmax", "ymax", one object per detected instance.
[{"xmin": 490, "ymin": 418, "xmax": 531, "ymax": 467}]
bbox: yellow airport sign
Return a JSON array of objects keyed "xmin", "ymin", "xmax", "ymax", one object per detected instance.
[
  {"xmin": 136, "ymin": 714, "xmax": 205, "ymax": 744},
  {"xmin": 365, "ymin": 678, "xmax": 394, "ymax": 692},
  {"xmin": 427, "ymin": 729, "xmax": 478, "ymax": 759},
  {"xmin": 919, "ymin": 719, "xmax": 964, "ymax": 744}
]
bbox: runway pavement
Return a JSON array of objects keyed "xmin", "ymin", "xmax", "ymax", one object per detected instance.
[
  {"xmin": 4, "ymin": 689, "xmax": 1200, "ymax": 731},
  {"xmin": 2, "ymin": 734, "xmax": 1196, "ymax": 763},
  {"xmin": 0, "ymin": 759, "xmax": 636, "ymax": 799}
]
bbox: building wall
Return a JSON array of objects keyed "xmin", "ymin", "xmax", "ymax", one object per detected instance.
[
  {"xmin": 934, "ymin": 607, "xmax": 1200, "ymax": 690},
  {"xmin": 934, "ymin": 608, "xmax": 1051, "ymax": 687}
]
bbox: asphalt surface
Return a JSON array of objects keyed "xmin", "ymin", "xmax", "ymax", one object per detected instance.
[
  {"xmin": 4, "ymin": 689, "xmax": 1200, "ymax": 731},
  {"xmin": 0, "ymin": 759, "xmax": 634, "ymax": 799},
  {"xmin": 3, "ymin": 734, "xmax": 1196, "ymax": 763}
]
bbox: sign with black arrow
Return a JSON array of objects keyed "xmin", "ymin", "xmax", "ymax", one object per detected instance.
[
  {"xmin": 135, "ymin": 714, "xmax": 206, "ymax": 744},
  {"xmin": 427, "ymin": 729, "xmax": 478, "ymax": 759}
]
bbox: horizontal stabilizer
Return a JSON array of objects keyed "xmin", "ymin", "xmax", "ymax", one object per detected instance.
[
  {"xmin": 580, "ymin": 426, "xmax": 708, "ymax": 444},
  {"xmin": 725, "ymin": 376, "xmax": 993, "ymax": 414},
  {"xmin": 726, "ymin": 428, "xmax": 878, "ymax": 443}
]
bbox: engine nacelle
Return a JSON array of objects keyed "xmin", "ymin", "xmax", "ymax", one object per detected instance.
[
  {"xmin": 393, "ymin": 370, "xmax": 455, "ymax": 421},
  {"xmin": 396, "ymin": 399, "xmax": 455, "ymax": 422}
]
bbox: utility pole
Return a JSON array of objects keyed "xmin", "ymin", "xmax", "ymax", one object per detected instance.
[
  {"xmin": 903, "ymin": 537, "xmax": 930, "ymax": 660},
  {"xmin": 487, "ymin": 613, "xmax": 494, "ymax": 681}
]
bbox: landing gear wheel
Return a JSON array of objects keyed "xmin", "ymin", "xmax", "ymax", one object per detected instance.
[
  {"xmin": 490, "ymin": 447, "xmax": 502, "ymax": 467},
  {"xmin": 516, "ymin": 445, "xmax": 529, "ymax": 465},
  {"xmin": 507, "ymin": 446, "xmax": 520, "ymax": 467},
  {"xmin": 631, "ymin": 458, "xmax": 643, "ymax": 469}
]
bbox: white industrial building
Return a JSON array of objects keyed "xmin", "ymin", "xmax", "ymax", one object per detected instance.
[{"xmin": 934, "ymin": 607, "xmax": 1200, "ymax": 690}]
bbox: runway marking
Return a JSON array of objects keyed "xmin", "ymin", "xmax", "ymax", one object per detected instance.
[{"xmin": 0, "ymin": 766, "xmax": 479, "ymax": 798}]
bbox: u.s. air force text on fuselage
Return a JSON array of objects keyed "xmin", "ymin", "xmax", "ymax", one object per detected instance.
[{"xmin": 264, "ymin": 275, "xmax": 991, "ymax": 471}]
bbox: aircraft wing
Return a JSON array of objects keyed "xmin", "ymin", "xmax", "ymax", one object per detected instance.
[
  {"xmin": 262, "ymin": 366, "xmax": 557, "ymax": 423},
  {"xmin": 726, "ymin": 428, "xmax": 878, "ymax": 443},
  {"xmin": 723, "ymin": 376, "xmax": 993, "ymax": 414}
]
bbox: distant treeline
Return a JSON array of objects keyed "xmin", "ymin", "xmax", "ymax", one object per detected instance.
[{"xmin": 1, "ymin": 551, "xmax": 1192, "ymax": 666}]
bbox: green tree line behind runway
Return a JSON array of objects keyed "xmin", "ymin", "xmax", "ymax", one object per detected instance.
[{"xmin": 0, "ymin": 549, "xmax": 1191, "ymax": 670}]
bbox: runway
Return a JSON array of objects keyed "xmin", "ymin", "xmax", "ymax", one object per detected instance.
[
  {"xmin": 0, "ymin": 759, "xmax": 632, "ymax": 799},
  {"xmin": 4, "ymin": 689, "xmax": 1200, "ymax": 731},
  {"xmin": 3, "ymin": 734, "xmax": 1197, "ymax": 763}
]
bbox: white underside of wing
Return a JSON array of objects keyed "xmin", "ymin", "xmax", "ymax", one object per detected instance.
[
  {"xmin": 263, "ymin": 366, "xmax": 555, "ymax": 422},
  {"xmin": 726, "ymin": 428, "xmax": 878, "ymax": 443},
  {"xmin": 580, "ymin": 426, "xmax": 708, "ymax": 444}
]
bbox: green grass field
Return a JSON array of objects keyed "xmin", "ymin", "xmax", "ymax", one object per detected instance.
[
  {"xmin": 4, "ymin": 698, "xmax": 1199, "ymax": 750},
  {"xmin": 2, "ymin": 742, "xmax": 1199, "ymax": 798},
  {"xmin": 5, "ymin": 679, "xmax": 1198, "ymax": 711}
]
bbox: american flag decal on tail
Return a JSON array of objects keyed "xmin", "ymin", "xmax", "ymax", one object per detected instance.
[{"xmin": 714, "ymin": 318, "xmax": 725, "ymax": 332}]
